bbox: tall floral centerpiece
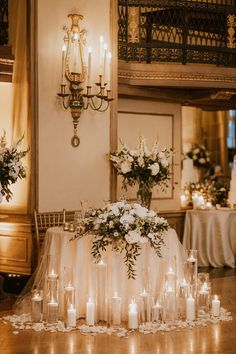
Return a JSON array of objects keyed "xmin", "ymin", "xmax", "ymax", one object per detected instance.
[
  {"xmin": 185, "ymin": 143, "xmax": 211, "ymax": 182},
  {"xmin": 79, "ymin": 200, "xmax": 169, "ymax": 279},
  {"xmin": 110, "ymin": 136, "xmax": 173, "ymax": 209},
  {"xmin": 0, "ymin": 131, "xmax": 29, "ymax": 202}
]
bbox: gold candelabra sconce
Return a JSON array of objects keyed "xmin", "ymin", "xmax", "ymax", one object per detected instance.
[{"xmin": 57, "ymin": 14, "xmax": 113, "ymax": 147}]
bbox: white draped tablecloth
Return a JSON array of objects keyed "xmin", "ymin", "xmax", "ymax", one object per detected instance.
[
  {"xmin": 15, "ymin": 227, "xmax": 185, "ymax": 320},
  {"xmin": 183, "ymin": 209, "xmax": 236, "ymax": 268}
]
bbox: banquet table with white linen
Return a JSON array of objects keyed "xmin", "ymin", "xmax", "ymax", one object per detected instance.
[
  {"xmin": 16, "ymin": 227, "xmax": 185, "ymax": 320},
  {"xmin": 183, "ymin": 209, "xmax": 236, "ymax": 268}
]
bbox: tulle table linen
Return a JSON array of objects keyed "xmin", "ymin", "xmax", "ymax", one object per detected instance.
[
  {"xmin": 183, "ymin": 209, "xmax": 236, "ymax": 268},
  {"xmin": 15, "ymin": 227, "xmax": 185, "ymax": 320}
]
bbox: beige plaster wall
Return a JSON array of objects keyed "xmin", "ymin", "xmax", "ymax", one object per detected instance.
[
  {"xmin": 37, "ymin": 0, "xmax": 111, "ymax": 211},
  {"xmin": 117, "ymin": 98, "xmax": 182, "ymax": 211}
]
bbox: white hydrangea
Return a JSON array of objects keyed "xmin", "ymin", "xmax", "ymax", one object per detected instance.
[
  {"xmin": 125, "ymin": 230, "xmax": 141, "ymax": 244},
  {"xmin": 148, "ymin": 162, "xmax": 160, "ymax": 176},
  {"xmin": 120, "ymin": 161, "xmax": 132, "ymax": 174}
]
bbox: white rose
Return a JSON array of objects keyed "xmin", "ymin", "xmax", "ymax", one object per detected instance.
[
  {"xmin": 134, "ymin": 204, "xmax": 148, "ymax": 218},
  {"xmin": 193, "ymin": 155, "xmax": 197, "ymax": 160},
  {"xmin": 125, "ymin": 230, "xmax": 141, "ymax": 244},
  {"xmin": 148, "ymin": 162, "xmax": 160, "ymax": 176},
  {"xmin": 120, "ymin": 161, "xmax": 132, "ymax": 174},
  {"xmin": 120, "ymin": 213, "xmax": 135, "ymax": 225},
  {"xmin": 199, "ymin": 158, "xmax": 206, "ymax": 164},
  {"xmin": 193, "ymin": 148, "xmax": 200, "ymax": 154}
]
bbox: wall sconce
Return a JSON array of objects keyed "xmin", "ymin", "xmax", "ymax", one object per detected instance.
[{"xmin": 57, "ymin": 14, "xmax": 113, "ymax": 147}]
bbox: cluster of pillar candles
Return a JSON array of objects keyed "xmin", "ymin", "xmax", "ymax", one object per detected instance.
[{"xmin": 31, "ymin": 251, "xmax": 221, "ymax": 328}]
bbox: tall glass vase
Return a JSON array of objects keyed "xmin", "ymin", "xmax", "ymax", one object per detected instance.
[{"xmin": 137, "ymin": 182, "xmax": 152, "ymax": 209}]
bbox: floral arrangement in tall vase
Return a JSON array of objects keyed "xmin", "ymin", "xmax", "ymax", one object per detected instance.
[
  {"xmin": 110, "ymin": 136, "xmax": 173, "ymax": 209},
  {"xmin": 0, "ymin": 131, "xmax": 29, "ymax": 202}
]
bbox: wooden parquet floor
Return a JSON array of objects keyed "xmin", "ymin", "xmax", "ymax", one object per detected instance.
[{"xmin": 0, "ymin": 271, "xmax": 236, "ymax": 354}]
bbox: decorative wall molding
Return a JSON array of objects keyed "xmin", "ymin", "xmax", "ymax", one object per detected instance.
[{"xmin": 118, "ymin": 70, "xmax": 236, "ymax": 85}]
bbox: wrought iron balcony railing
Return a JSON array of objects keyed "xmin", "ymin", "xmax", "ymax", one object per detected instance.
[
  {"xmin": 118, "ymin": 0, "xmax": 236, "ymax": 67},
  {"xmin": 0, "ymin": 0, "xmax": 8, "ymax": 45}
]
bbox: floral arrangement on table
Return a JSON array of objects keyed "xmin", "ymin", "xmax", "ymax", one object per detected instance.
[
  {"xmin": 110, "ymin": 136, "xmax": 173, "ymax": 208},
  {"xmin": 77, "ymin": 200, "xmax": 169, "ymax": 279},
  {"xmin": 0, "ymin": 131, "xmax": 29, "ymax": 202},
  {"xmin": 184, "ymin": 179, "xmax": 229, "ymax": 207},
  {"xmin": 185, "ymin": 143, "xmax": 211, "ymax": 169}
]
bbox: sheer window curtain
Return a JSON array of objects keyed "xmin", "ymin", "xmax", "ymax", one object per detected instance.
[{"xmin": 2, "ymin": 0, "xmax": 31, "ymax": 213}]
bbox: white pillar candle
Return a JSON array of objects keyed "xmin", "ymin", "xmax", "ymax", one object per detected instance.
[
  {"xmin": 67, "ymin": 304, "xmax": 77, "ymax": 327},
  {"xmin": 211, "ymin": 295, "xmax": 220, "ymax": 317},
  {"xmin": 128, "ymin": 301, "xmax": 138, "ymax": 329},
  {"xmin": 186, "ymin": 295, "xmax": 195, "ymax": 321},
  {"xmin": 86, "ymin": 298, "xmax": 95, "ymax": 326},
  {"xmin": 111, "ymin": 292, "xmax": 121, "ymax": 325}
]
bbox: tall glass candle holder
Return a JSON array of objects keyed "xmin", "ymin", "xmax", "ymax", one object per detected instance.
[
  {"xmin": 139, "ymin": 288, "xmax": 151, "ymax": 324},
  {"xmin": 151, "ymin": 294, "xmax": 163, "ymax": 323},
  {"xmin": 31, "ymin": 289, "xmax": 43, "ymax": 322},
  {"xmin": 198, "ymin": 281, "xmax": 211, "ymax": 318},
  {"xmin": 185, "ymin": 250, "xmax": 198, "ymax": 295},
  {"xmin": 178, "ymin": 278, "xmax": 188, "ymax": 320},
  {"xmin": 86, "ymin": 297, "xmax": 95, "ymax": 326},
  {"xmin": 47, "ymin": 254, "xmax": 59, "ymax": 279},
  {"xmin": 111, "ymin": 292, "xmax": 122, "ymax": 326},
  {"xmin": 128, "ymin": 298, "xmax": 139, "ymax": 329},
  {"xmin": 47, "ymin": 299, "xmax": 59, "ymax": 323},
  {"xmin": 94, "ymin": 259, "xmax": 108, "ymax": 323},
  {"xmin": 197, "ymin": 273, "xmax": 210, "ymax": 289},
  {"xmin": 163, "ymin": 283, "xmax": 177, "ymax": 323}
]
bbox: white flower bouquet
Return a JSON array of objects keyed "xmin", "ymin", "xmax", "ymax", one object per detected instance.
[
  {"xmin": 110, "ymin": 136, "xmax": 173, "ymax": 191},
  {"xmin": 186, "ymin": 143, "xmax": 211, "ymax": 169},
  {"xmin": 80, "ymin": 200, "xmax": 169, "ymax": 279},
  {"xmin": 0, "ymin": 131, "xmax": 29, "ymax": 202}
]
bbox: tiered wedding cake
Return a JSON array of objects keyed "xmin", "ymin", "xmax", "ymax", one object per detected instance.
[
  {"xmin": 181, "ymin": 158, "xmax": 196, "ymax": 189},
  {"xmin": 228, "ymin": 156, "xmax": 236, "ymax": 205}
]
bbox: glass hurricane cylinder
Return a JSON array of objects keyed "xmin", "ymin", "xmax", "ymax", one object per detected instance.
[
  {"xmin": 185, "ymin": 250, "xmax": 198, "ymax": 295},
  {"xmin": 128, "ymin": 298, "xmax": 139, "ymax": 329},
  {"xmin": 47, "ymin": 300, "xmax": 59, "ymax": 323},
  {"xmin": 151, "ymin": 294, "xmax": 163, "ymax": 323},
  {"xmin": 47, "ymin": 254, "xmax": 59, "ymax": 279},
  {"xmin": 31, "ymin": 290, "xmax": 43, "ymax": 322},
  {"xmin": 94, "ymin": 259, "xmax": 108, "ymax": 323},
  {"xmin": 86, "ymin": 297, "xmax": 95, "ymax": 326},
  {"xmin": 137, "ymin": 182, "xmax": 152, "ymax": 209},
  {"xmin": 111, "ymin": 292, "xmax": 122, "ymax": 326},
  {"xmin": 139, "ymin": 288, "xmax": 151, "ymax": 324},
  {"xmin": 163, "ymin": 283, "xmax": 177, "ymax": 323},
  {"xmin": 178, "ymin": 278, "xmax": 188, "ymax": 320},
  {"xmin": 198, "ymin": 281, "xmax": 211, "ymax": 318}
]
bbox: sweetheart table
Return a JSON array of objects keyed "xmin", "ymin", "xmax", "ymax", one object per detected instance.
[
  {"xmin": 15, "ymin": 227, "xmax": 185, "ymax": 320},
  {"xmin": 183, "ymin": 209, "xmax": 236, "ymax": 268}
]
